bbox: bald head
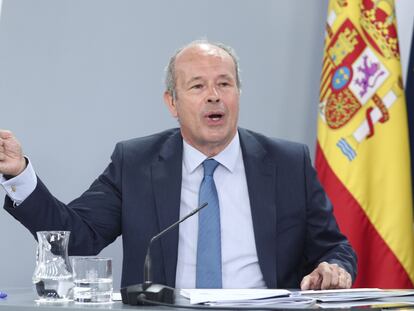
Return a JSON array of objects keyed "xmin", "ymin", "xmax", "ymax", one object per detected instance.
[{"xmin": 165, "ymin": 40, "xmax": 241, "ymax": 100}]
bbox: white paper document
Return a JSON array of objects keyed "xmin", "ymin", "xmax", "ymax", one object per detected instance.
[{"xmin": 180, "ymin": 289, "xmax": 316, "ymax": 308}]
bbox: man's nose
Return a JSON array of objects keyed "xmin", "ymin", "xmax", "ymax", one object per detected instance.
[{"xmin": 207, "ymin": 86, "xmax": 220, "ymax": 103}]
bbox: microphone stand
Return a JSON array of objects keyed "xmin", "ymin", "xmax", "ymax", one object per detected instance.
[{"xmin": 121, "ymin": 202, "xmax": 208, "ymax": 305}]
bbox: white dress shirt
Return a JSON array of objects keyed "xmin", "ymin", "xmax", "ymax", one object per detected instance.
[
  {"xmin": 0, "ymin": 159, "xmax": 37, "ymax": 206},
  {"xmin": 176, "ymin": 132, "xmax": 266, "ymax": 288},
  {"xmin": 0, "ymin": 133, "xmax": 266, "ymax": 288}
]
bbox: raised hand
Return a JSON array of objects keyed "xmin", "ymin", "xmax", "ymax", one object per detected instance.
[{"xmin": 0, "ymin": 130, "xmax": 26, "ymax": 177}]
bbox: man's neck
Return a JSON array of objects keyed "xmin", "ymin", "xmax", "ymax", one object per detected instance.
[
  {"xmin": 183, "ymin": 137, "xmax": 236, "ymax": 158},
  {"xmin": 181, "ymin": 130, "xmax": 238, "ymax": 158}
]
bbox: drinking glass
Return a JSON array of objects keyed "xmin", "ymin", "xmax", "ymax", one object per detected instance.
[{"xmin": 72, "ymin": 257, "xmax": 113, "ymax": 303}]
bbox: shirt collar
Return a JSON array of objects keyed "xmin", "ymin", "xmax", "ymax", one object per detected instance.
[{"xmin": 183, "ymin": 131, "xmax": 241, "ymax": 174}]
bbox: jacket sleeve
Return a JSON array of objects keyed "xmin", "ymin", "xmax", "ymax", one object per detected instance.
[{"xmin": 3, "ymin": 143, "xmax": 124, "ymax": 256}]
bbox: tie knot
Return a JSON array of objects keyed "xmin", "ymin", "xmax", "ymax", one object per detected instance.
[{"xmin": 203, "ymin": 159, "xmax": 219, "ymax": 177}]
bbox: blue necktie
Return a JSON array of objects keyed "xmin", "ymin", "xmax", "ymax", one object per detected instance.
[{"xmin": 196, "ymin": 159, "xmax": 222, "ymax": 288}]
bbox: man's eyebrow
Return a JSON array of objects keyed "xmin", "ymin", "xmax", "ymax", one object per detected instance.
[
  {"xmin": 186, "ymin": 76, "xmax": 204, "ymax": 85},
  {"xmin": 217, "ymin": 74, "xmax": 233, "ymax": 80}
]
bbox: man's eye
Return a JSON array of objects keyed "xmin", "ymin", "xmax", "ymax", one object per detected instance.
[
  {"xmin": 219, "ymin": 82, "xmax": 230, "ymax": 87},
  {"xmin": 191, "ymin": 84, "xmax": 203, "ymax": 89}
]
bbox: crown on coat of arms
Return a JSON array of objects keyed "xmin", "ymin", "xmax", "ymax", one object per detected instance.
[{"xmin": 359, "ymin": 0, "xmax": 399, "ymax": 59}]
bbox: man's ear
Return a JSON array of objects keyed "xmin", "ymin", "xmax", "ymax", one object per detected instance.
[{"xmin": 163, "ymin": 91, "xmax": 178, "ymax": 118}]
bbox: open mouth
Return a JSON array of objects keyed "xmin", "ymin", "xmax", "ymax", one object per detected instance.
[{"xmin": 206, "ymin": 112, "xmax": 224, "ymax": 121}]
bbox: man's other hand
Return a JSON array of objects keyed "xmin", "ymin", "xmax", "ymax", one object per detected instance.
[
  {"xmin": 300, "ymin": 261, "xmax": 352, "ymax": 290},
  {"xmin": 0, "ymin": 130, "xmax": 26, "ymax": 176}
]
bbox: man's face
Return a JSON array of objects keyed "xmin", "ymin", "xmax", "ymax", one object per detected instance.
[{"xmin": 164, "ymin": 43, "xmax": 240, "ymax": 156}]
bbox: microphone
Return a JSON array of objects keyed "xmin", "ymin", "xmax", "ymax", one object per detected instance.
[{"xmin": 121, "ymin": 202, "xmax": 208, "ymax": 306}]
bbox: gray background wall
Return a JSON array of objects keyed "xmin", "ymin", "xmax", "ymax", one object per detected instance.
[{"xmin": 0, "ymin": 0, "xmax": 413, "ymax": 290}]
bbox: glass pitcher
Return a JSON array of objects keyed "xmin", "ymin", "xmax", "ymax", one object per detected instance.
[{"xmin": 32, "ymin": 231, "xmax": 74, "ymax": 301}]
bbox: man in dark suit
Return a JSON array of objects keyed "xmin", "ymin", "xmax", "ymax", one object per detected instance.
[{"xmin": 0, "ymin": 40, "xmax": 356, "ymax": 290}]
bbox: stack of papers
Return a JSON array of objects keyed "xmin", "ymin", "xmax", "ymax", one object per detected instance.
[
  {"xmin": 181, "ymin": 288, "xmax": 414, "ymax": 308},
  {"xmin": 181, "ymin": 289, "xmax": 316, "ymax": 308},
  {"xmin": 301, "ymin": 288, "xmax": 414, "ymax": 302},
  {"xmin": 300, "ymin": 288, "xmax": 414, "ymax": 308}
]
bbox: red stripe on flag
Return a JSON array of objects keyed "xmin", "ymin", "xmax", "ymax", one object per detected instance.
[{"xmin": 315, "ymin": 142, "xmax": 413, "ymax": 288}]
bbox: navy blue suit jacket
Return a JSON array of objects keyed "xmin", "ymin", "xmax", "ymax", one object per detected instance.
[{"xmin": 5, "ymin": 128, "xmax": 356, "ymax": 288}]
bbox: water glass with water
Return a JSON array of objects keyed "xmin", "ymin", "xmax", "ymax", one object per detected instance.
[{"xmin": 72, "ymin": 257, "xmax": 113, "ymax": 303}]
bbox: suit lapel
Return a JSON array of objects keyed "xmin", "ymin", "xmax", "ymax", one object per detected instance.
[
  {"xmin": 239, "ymin": 129, "xmax": 278, "ymax": 288},
  {"xmin": 151, "ymin": 130, "xmax": 183, "ymax": 287}
]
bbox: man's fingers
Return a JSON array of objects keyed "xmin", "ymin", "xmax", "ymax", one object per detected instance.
[
  {"xmin": 328, "ymin": 264, "xmax": 340, "ymax": 288},
  {"xmin": 0, "ymin": 132, "xmax": 22, "ymax": 157},
  {"xmin": 319, "ymin": 262, "xmax": 334, "ymax": 289},
  {"xmin": 338, "ymin": 269, "xmax": 346, "ymax": 288},
  {"xmin": 316, "ymin": 262, "xmax": 352, "ymax": 290},
  {"xmin": 0, "ymin": 130, "xmax": 12, "ymax": 139},
  {"xmin": 301, "ymin": 271, "xmax": 322, "ymax": 290},
  {"xmin": 302, "ymin": 262, "xmax": 353, "ymax": 290},
  {"xmin": 338, "ymin": 269, "xmax": 352, "ymax": 289},
  {"xmin": 300, "ymin": 275, "xmax": 311, "ymax": 290},
  {"xmin": 0, "ymin": 130, "xmax": 26, "ymax": 176},
  {"xmin": 0, "ymin": 139, "xmax": 6, "ymax": 161},
  {"xmin": 347, "ymin": 273, "xmax": 352, "ymax": 288},
  {"xmin": 332, "ymin": 266, "xmax": 352, "ymax": 289}
]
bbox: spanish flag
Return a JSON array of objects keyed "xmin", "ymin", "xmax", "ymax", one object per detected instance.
[{"xmin": 316, "ymin": 0, "xmax": 414, "ymax": 288}]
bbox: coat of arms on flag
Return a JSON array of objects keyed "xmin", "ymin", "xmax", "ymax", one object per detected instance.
[{"xmin": 319, "ymin": 0, "xmax": 404, "ymax": 161}]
